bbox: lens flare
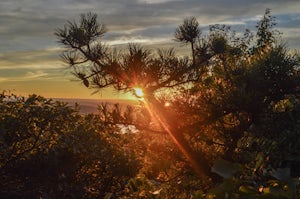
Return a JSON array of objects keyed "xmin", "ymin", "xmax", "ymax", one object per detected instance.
[
  {"xmin": 164, "ymin": 102, "xmax": 171, "ymax": 107},
  {"xmin": 134, "ymin": 87, "xmax": 144, "ymax": 98}
]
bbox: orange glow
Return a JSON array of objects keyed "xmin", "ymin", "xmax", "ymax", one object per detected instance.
[
  {"xmin": 134, "ymin": 87, "xmax": 144, "ymax": 98},
  {"xmin": 143, "ymin": 98, "xmax": 205, "ymax": 178},
  {"xmin": 164, "ymin": 102, "xmax": 171, "ymax": 107}
]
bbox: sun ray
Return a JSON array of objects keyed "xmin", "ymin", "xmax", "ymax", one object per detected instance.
[
  {"xmin": 143, "ymin": 97, "xmax": 206, "ymax": 178},
  {"xmin": 131, "ymin": 86, "xmax": 206, "ymax": 178}
]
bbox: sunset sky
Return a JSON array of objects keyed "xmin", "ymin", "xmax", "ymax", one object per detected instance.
[{"xmin": 0, "ymin": 0, "xmax": 300, "ymax": 99}]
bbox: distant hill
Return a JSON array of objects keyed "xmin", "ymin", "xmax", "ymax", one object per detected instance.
[{"xmin": 53, "ymin": 98, "xmax": 140, "ymax": 114}]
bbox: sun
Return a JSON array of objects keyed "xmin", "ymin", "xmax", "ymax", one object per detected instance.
[
  {"xmin": 164, "ymin": 101, "xmax": 171, "ymax": 107},
  {"xmin": 134, "ymin": 87, "xmax": 144, "ymax": 98}
]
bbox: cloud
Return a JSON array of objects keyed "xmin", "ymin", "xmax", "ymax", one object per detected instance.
[
  {"xmin": 0, "ymin": 70, "xmax": 50, "ymax": 82},
  {"xmin": 106, "ymin": 36, "xmax": 169, "ymax": 46},
  {"xmin": 1, "ymin": 0, "xmax": 299, "ymax": 54},
  {"xmin": 0, "ymin": 64, "xmax": 69, "ymax": 84},
  {"xmin": 0, "ymin": 0, "xmax": 299, "ymax": 67},
  {"xmin": 0, "ymin": 77, "xmax": 8, "ymax": 82},
  {"xmin": 0, "ymin": 0, "xmax": 299, "ymax": 99},
  {"xmin": 25, "ymin": 71, "xmax": 48, "ymax": 79},
  {"xmin": 0, "ymin": 69, "xmax": 50, "ymax": 82},
  {"xmin": 0, "ymin": 48, "xmax": 63, "ymax": 69},
  {"xmin": 137, "ymin": 0, "xmax": 183, "ymax": 4}
]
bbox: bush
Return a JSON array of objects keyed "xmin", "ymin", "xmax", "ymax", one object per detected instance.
[{"xmin": 0, "ymin": 92, "xmax": 140, "ymax": 198}]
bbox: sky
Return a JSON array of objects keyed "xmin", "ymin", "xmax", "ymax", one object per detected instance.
[{"xmin": 0, "ymin": 0, "xmax": 300, "ymax": 100}]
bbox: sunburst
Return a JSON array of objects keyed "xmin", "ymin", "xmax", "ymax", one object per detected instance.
[{"xmin": 134, "ymin": 87, "xmax": 144, "ymax": 98}]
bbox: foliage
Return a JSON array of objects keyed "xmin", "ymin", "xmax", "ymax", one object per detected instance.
[
  {"xmin": 1, "ymin": 8, "xmax": 299, "ymax": 198},
  {"xmin": 0, "ymin": 92, "xmax": 140, "ymax": 198},
  {"xmin": 55, "ymin": 16, "xmax": 199, "ymax": 97},
  {"xmin": 54, "ymin": 8, "xmax": 300, "ymax": 196},
  {"xmin": 175, "ymin": 16, "xmax": 201, "ymax": 64}
]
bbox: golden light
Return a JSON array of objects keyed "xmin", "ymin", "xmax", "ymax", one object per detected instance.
[
  {"xmin": 164, "ymin": 102, "xmax": 171, "ymax": 107},
  {"xmin": 134, "ymin": 87, "xmax": 144, "ymax": 98}
]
